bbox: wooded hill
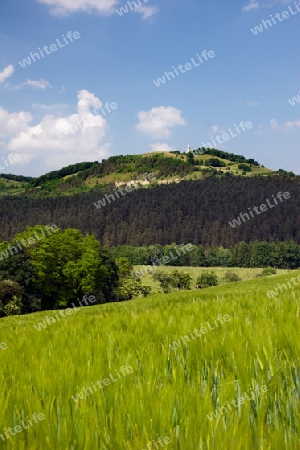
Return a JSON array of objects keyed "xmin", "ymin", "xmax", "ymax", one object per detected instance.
[
  {"xmin": 0, "ymin": 173, "xmax": 299, "ymax": 247},
  {"xmin": 0, "ymin": 149, "xmax": 295, "ymax": 198}
]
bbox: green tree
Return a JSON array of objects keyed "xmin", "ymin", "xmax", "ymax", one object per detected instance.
[
  {"xmin": 238, "ymin": 163, "xmax": 251, "ymax": 172},
  {"xmin": 196, "ymin": 271, "xmax": 218, "ymax": 288},
  {"xmin": 0, "ymin": 252, "xmax": 41, "ymax": 314},
  {"xmin": 283, "ymin": 240, "xmax": 300, "ymax": 269},
  {"xmin": 115, "ymin": 257, "xmax": 151, "ymax": 300},
  {"xmin": 250, "ymin": 241, "xmax": 272, "ymax": 267},
  {"xmin": 233, "ymin": 242, "xmax": 251, "ymax": 267},
  {"xmin": 0, "ymin": 280, "xmax": 22, "ymax": 317},
  {"xmin": 169, "ymin": 270, "xmax": 192, "ymax": 290},
  {"xmin": 29, "ymin": 228, "xmax": 119, "ymax": 309},
  {"xmin": 186, "ymin": 152, "xmax": 195, "ymax": 165},
  {"xmin": 152, "ymin": 271, "xmax": 174, "ymax": 293},
  {"xmin": 206, "ymin": 247, "xmax": 234, "ymax": 267}
]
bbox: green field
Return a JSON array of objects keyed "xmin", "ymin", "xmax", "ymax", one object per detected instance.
[
  {"xmin": 133, "ymin": 265, "xmax": 289, "ymax": 293},
  {"xmin": 0, "ymin": 271, "xmax": 299, "ymax": 449}
]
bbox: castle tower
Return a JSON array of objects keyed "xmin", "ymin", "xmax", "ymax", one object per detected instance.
[{"xmin": 186, "ymin": 144, "xmax": 191, "ymax": 153}]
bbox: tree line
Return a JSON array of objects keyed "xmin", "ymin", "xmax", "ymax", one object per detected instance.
[
  {"xmin": 113, "ymin": 241, "xmax": 300, "ymax": 270},
  {"xmin": 1, "ymin": 227, "xmax": 299, "ymax": 318}
]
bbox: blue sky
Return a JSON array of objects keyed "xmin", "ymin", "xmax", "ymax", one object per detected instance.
[{"xmin": 0, "ymin": 0, "xmax": 299, "ymax": 176}]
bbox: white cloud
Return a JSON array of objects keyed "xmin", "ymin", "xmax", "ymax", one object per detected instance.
[
  {"xmin": 134, "ymin": 5, "xmax": 159, "ymax": 19},
  {"xmin": 150, "ymin": 143, "xmax": 174, "ymax": 152},
  {"xmin": 246, "ymin": 101, "xmax": 261, "ymax": 106},
  {"xmin": 34, "ymin": 0, "xmax": 118, "ymax": 16},
  {"xmin": 6, "ymin": 79, "xmax": 52, "ymax": 91},
  {"xmin": 243, "ymin": 0, "xmax": 292, "ymax": 11},
  {"xmin": 32, "ymin": 103, "xmax": 69, "ymax": 110},
  {"xmin": 0, "ymin": 90, "xmax": 110, "ymax": 168},
  {"xmin": 0, "ymin": 108, "xmax": 32, "ymax": 139},
  {"xmin": 242, "ymin": 0, "xmax": 259, "ymax": 11},
  {"xmin": 136, "ymin": 106, "xmax": 186, "ymax": 138},
  {"xmin": 0, "ymin": 65, "xmax": 14, "ymax": 84},
  {"xmin": 270, "ymin": 118, "xmax": 300, "ymax": 131}
]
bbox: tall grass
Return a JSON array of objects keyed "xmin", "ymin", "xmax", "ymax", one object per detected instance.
[{"xmin": 0, "ymin": 271, "xmax": 299, "ymax": 449}]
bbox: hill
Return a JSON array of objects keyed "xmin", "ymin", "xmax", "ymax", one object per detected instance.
[
  {"xmin": 0, "ymin": 148, "xmax": 293, "ymax": 198},
  {"xmin": 0, "ymin": 148, "xmax": 298, "ymax": 245},
  {"xmin": 0, "ymin": 174, "xmax": 299, "ymax": 245},
  {"xmin": 1, "ymin": 272, "xmax": 299, "ymax": 449}
]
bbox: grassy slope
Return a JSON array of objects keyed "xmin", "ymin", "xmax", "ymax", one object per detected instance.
[
  {"xmin": 133, "ymin": 266, "xmax": 289, "ymax": 293},
  {"xmin": 0, "ymin": 271, "xmax": 299, "ymax": 449},
  {"xmin": 0, "ymin": 152, "xmax": 273, "ymax": 198}
]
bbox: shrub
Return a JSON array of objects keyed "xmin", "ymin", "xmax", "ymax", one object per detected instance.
[
  {"xmin": 261, "ymin": 267, "xmax": 277, "ymax": 276},
  {"xmin": 238, "ymin": 163, "xmax": 252, "ymax": 172},
  {"xmin": 196, "ymin": 272, "xmax": 218, "ymax": 288},
  {"xmin": 0, "ymin": 280, "xmax": 22, "ymax": 317},
  {"xmin": 224, "ymin": 271, "xmax": 241, "ymax": 283}
]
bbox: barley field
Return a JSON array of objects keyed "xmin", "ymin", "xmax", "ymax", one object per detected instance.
[{"xmin": 0, "ymin": 271, "xmax": 299, "ymax": 450}]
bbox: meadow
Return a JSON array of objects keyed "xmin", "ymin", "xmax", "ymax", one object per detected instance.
[
  {"xmin": 0, "ymin": 271, "xmax": 299, "ymax": 449},
  {"xmin": 133, "ymin": 265, "xmax": 289, "ymax": 293}
]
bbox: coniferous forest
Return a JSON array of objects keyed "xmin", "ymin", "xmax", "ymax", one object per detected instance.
[{"xmin": 0, "ymin": 175, "xmax": 299, "ymax": 247}]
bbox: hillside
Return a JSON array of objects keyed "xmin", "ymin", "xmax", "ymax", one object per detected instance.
[
  {"xmin": 1, "ymin": 272, "xmax": 299, "ymax": 449},
  {"xmin": 0, "ymin": 148, "xmax": 290, "ymax": 198},
  {"xmin": 0, "ymin": 175, "xmax": 299, "ymax": 246}
]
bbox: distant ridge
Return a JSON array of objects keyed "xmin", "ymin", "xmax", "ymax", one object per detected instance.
[{"xmin": 0, "ymin": 148, "xmax": 296, "ymax": 198}]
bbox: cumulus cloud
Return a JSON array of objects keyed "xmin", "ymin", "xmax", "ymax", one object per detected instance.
[
  {"xmin": 0, "ymin": 108, "xmax": 32, "ymax": 139},
  {"xmin": 270, "ymin": 118, "xmax": 300, "ymax": 131},
  {"xmin": 242, "ymin": 1, "xmax": 259, "ymax": 11},
  {"xmin": 150, "ymin": 143, "xmax": 174, "ymax": 152},
  {"xmin": 0, "ymin": 90, "xmax": 110, "ymax": 168},
  {"xmin": 6, "ymin": 79, "xmax": 52, "ymax": 91},
  {"xmin": 134, "ymin": 5, "xmax": 159, "ymax": 19},
  {"xmin": 136, "ymin": 106, "xmax": 186, "ymax": 139},
  {"xmin": 0, "ymin": 65, "xmax": 14, "ymax": 84},
  {"xmin": 34, "ymin": 0, "xmax": 118, "ymax": 16}
]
